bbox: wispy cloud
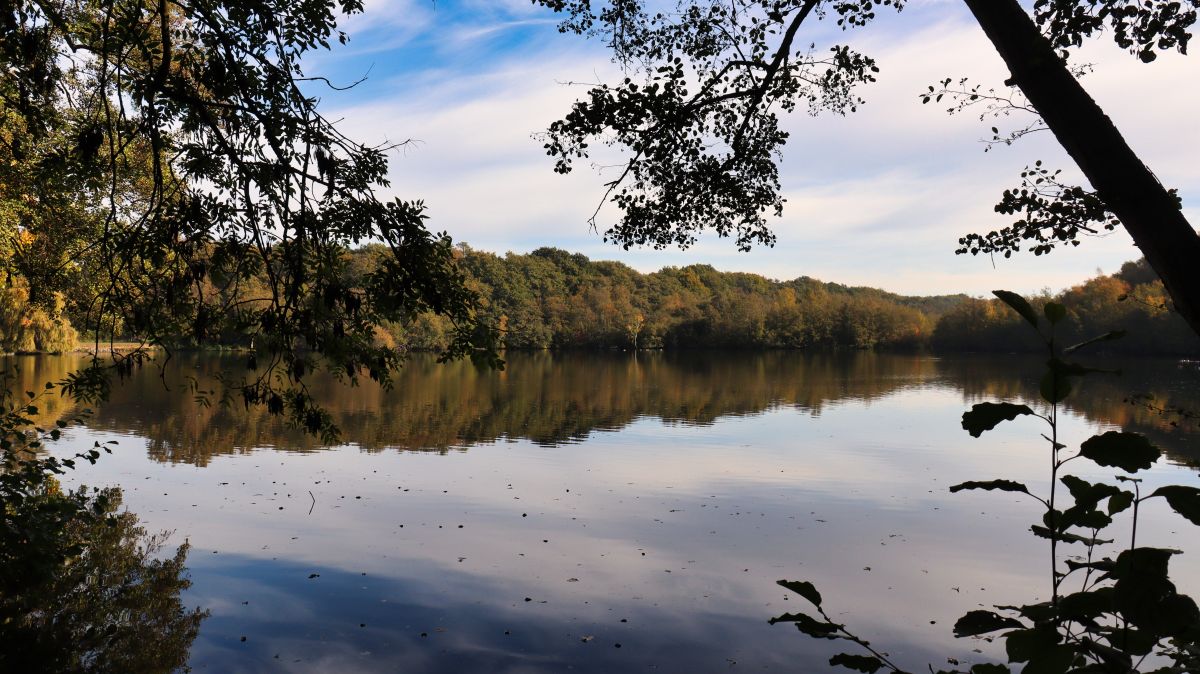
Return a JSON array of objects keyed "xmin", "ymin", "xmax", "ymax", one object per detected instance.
[{"xmin": 317, "ymin": 2, "xmax": 1198, "ymax": 296}]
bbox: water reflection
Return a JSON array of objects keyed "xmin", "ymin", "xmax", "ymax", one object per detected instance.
[
  {"xmin": 0, "ymin": 487, "xmax": 206, "ymax": 673},
  {"xmin": 15, "ymin": 351, "xmax": 1198, "ymax": 673},
  {"xmin": 5, "ymin": 352, "xmax": 1199, "ymax": 465}
]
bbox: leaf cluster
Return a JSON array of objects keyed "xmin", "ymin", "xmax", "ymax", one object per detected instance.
[
  {"xmin": 536, "ymin": 1, "xmax": 890, "ymax": 251},
  {"xmin": 1, "ymin": 1, "xmax": 500, "ymax": 437}
]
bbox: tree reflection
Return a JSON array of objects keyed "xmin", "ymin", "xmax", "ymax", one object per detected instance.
[
  {"xmin": 4, "ymin": 351, "xmax": 1197, "ymax": 466},
  {"xmin": 0, "ymin": 484, "xmax": 206, "ymax": 673}
]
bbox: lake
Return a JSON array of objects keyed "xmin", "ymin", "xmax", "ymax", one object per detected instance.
[{"xmin": 10, "ymin": 351, "xmax": 1200, "ymax": 672}]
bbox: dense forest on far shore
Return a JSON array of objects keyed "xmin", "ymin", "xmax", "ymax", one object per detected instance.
[{"xmin": 3, "ymin": 245, "xmax": 1197, "ymax": 356}]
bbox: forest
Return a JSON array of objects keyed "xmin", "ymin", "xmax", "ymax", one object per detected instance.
[{"xmin": 4, "ymin": 242, "xmax": 1196, "ymax": 356}]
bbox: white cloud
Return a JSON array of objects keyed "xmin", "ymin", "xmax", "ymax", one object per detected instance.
[{"xmin": 320, "ymin": 3, "xmax": 1198, "ymax": 296}]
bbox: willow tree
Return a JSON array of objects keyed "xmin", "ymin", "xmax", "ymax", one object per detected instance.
[
  {"xmin": 535, "ymin": 0, "xmax": 1200, "ymax": 336},
  {"xmin": 1, "ymin": 1, "xmax": 498, "ymax": 437}
]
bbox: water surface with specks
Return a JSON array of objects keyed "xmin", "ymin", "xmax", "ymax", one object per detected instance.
[{"xmin": 9, "ymin": 351, "xmax": 1200, "ymax": 672}]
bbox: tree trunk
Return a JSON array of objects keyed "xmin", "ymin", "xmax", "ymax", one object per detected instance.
[{"xmin": 961, "ymin": 0, "xmax": 1200, "ymax": 338}]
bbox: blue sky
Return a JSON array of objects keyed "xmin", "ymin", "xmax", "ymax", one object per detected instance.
[{"xmin": 307, "ymin": 0, "xmax": 1199, "ymax": 296}]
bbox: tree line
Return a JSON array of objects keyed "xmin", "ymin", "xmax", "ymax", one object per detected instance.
[
  {"xmin": 4, "ymin": 243, "xmax": 1197, "ymax": 356},
  {"xmin": 365, "ymin": 247, "xmax": 1200, "ymax": 356}
]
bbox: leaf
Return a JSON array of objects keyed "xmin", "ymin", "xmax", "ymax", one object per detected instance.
[
  {"xmin": 950, "ymin": 480, "xmax": 1030, "ymax": 495},
  {"xmin": 1107, "ymin": 547, "xmax": 1179, "ymax": 581},
  {"xmin": 969, "ymin": 665, "xmax": 1010, "ymax": 674},
  {"xmin": 1039, "ymin": 371, "xmax": 1071, "ymax": 404},
  {"xmin": 768, "ymin": 612, "xmax": 842, "ymax": 639},
  {"xmin": 1059, "ymin": 475, "xmax": 1119, "ymax": 506},
  {"xmin": 1004, "ymin": 625, "xmax": 1059, "ymax": 662},
  {"xmin": 1079, "ymin": 431, "xmax": 1160, "ymax": 473},
  {"xmin": 1064, "ymin": 330, "xmax": 1126, "ymax": 354},
  {"xmin": 953, "ymin": 610, "xmax": 1023, "ymax": 637},
  {"xmin": 1030, "ymin": 525, "xmax": 1110, "ymax": 545},
  {"xmin": 1107, "ymin": 490, "xmax": 1134, "ymax": 515},
  {"xmin": 1097, "ymin": 627, "xmax": 1156, "ymax": 656},
  {"xmin": 828, "ymin": 653, "xmax": 884, "ymax": 673},
  {"xmin": 1043, "ymin": 302, "xmax": 1066, "ymax": 324},
  {"xmin": 777, "ymin": 579, "xmax": 822, "ymax": 607},
  {"xmin": 993, "ymin": 290, "xmax": 1039, "ymax": 328},
  {"xmin": 1150, "ymin": 485, "xmax": 1200, "ymax": 526},
  {"xmin": 1057, "ymin": 588, "xmax": 1114, "ymax": 621},
  {"xmin": 961, "ymin": 402, "xmax": 1035, "ymax": 438}
]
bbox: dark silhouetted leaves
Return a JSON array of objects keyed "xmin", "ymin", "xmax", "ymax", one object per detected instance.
[
  {"xmin": 1004, "ymin": 625, "xmax": 1060, "ymax": 663},
  {"xmin": 1106, "ymin": 548, "xmax": 1200, "ymax": 637},
  {"xmin": 777, "ymin": 580, "xmax": 822, "ymax": 607},
  {"xmin": 829, "ymin": 653, "xmax": 884, "ymax": 673},
  {"xmin": 1030, "ymin": 525, "xmax": 1109, "ymax": 545},
  {"xmin": 768, "ymin": 612, "xmax": 842, "ymax": 639},
  {"xmin": 950, "ymin": 480, "xmax": 1031, "ymax": 496},
  {"xmin": 968, "ymin": 665, "xmax": 1010, "ymax": 674},
  {"xmin": 1107, "ymin": 490, "xmax": 1135, "ymax": 515},
  {"xmin": 1079, "ymin": 432, "xmax": 1160, "ymax": 473},
  {"xmin": 961, "ymin": 402, "xmax": 1035, "ymax": 437},
  {"xmin": 993, "ymin": 290, "xmax": 1040, "ymax": 328},
  {"xmin": 1150, "ymin": 486, "xmax": 1200, "ymax": 526},
  {"xmin": 1057, "ymin": 588, "xmax": 1114, "ymax": 622},
  {"xmin": 953, "ymin": 610, "xmax": 1023, "ymax": 637}
]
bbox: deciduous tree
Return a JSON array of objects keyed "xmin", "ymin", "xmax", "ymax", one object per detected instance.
[{"xmin": 535, "ymin": 0, "xmax": 1200, "ymax": 335}]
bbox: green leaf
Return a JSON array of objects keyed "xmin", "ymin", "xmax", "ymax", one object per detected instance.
[
  {"xmin": 1079, "ymin": 431, "xmax": 1160, "ymax": 473},
  {"xmin": 993, "ymin": 290, "xmax": 1040, "ymax": 328},
  {"xmin": 1043, "ymin": 302, "xmax": 1066, "ymax": 325},
  {"xmin": 777, "ymin": 580, "xmax": 822, "ymax": 607},
  {"xmin": 828, "ymin": 653, "xmax": 883, "ymax": 673},
  {"xmin": 961, "ymin": 402, "xmax": 1035, "ymax": 438},
  {"xmin": 1150, "ymin": 486, "xmax": 1200, "ymax": 526},
  {"xmin": 953, "ymin": 610, "xmax": 1023, "ymax": 637},
  {"xmin": 1039, "ymin": 371, "xmax": 1071, "ymax": 404},
  {"xmin": 950, "ymin": 480, "xmax": 1030, "ymax": 495},
  {"xmin": 1063, "ymin": 330, "xmax": 1126, "ymax": 354}
]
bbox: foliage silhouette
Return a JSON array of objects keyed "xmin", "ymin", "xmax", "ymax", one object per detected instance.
[
  {"xmin": 535, "ymin": 1, "xmax": 1200, "ymax": 337},
  {"xmin": 772, "ymin": 290, "xmax": 1200, "ymax": 673},
  {"xmin": 1, "ymin": 1, "xmax": 500, "ymax": 440}
]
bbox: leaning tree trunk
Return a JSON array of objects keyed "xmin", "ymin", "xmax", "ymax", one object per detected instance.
[{"xmin": 961, "ymin": 0, "xmax": 1200, "ymax": 338}]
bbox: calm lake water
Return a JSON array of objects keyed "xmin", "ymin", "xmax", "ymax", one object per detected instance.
[{"xmin": 11, "ymin": 351, "xmax": 1200, "ymax": 672}]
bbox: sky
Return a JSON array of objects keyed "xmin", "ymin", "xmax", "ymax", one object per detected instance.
[{"xmin": 304, "ymin": 0, "xmax": 1200, "ymax": 297}]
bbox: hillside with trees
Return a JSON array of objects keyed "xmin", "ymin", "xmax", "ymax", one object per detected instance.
[
  {"xmin": 5, "ymin": 238, "xmax": 1196, "ymax": 356},
  {"xmin": 380, "ymin": 248, "xmax": 1200, "ymax": 356}
]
